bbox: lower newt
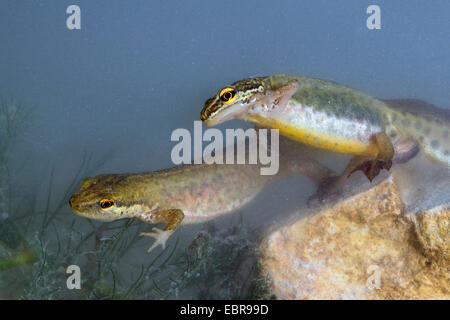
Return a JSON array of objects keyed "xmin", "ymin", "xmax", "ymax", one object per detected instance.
[{"xmin": 69, "ymin": 136, "xmax": 333, "ymax": 251}]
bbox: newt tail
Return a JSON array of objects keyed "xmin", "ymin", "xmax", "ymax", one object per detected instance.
[{"xmin": 382, "ymin": 99, "xmax": 450, "ymax": 166}]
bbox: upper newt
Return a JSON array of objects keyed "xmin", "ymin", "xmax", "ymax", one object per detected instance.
[{"xmin": 200, "ymin": 74, "xmax": 449, "ymax": 197}]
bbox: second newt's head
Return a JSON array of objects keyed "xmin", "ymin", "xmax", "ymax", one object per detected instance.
[
  {"xmin": 200, "ymin": 74, "xmax": 298, "ymax": 126},
  {"xmin": 69, "ymin": 174, "xmax": 140, "ymax": 221},
  {"xmin": 200, "ymin": 76, "xmax": 266, "ymax": 126}
]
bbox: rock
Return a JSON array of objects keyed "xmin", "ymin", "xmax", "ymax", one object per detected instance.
[
  {"xmin": 260, "ymin": 175, "xmax": 449, "ymax": 300},
  {"xmin": 410, "ymin": 206, "xmax": 449, "ymax": 268}
]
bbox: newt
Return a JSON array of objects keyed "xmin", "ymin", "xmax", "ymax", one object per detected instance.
[
  {"xmin": 200, "ymin": 74, "xmax": 450, "ymax": 197},
  {"xmin": 69, "ymin": 137, "xmax": 333, "ymax": 252}
]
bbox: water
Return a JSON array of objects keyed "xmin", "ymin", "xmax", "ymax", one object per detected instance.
[{"xmin": 0, "ymin": 0, "xmax": 449, "ymax": 299}]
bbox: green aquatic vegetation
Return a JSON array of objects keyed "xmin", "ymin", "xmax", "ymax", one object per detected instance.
[
  {"xmin": 140, "ymin": 223, "xmax": 272, "ymax": 300},
  {"xmin": 2, "ymin": 150, "xmax": 145, "ymax": 299},
  {"xmin": 0, "ymin": 99, "xmax": 36, "ymax": 297},
  {"xmin": 1, "ymin": 150, "xmax": 152, "ymax": 299},
  {"xmin": 0, "ymin": 99, "xmax": 34, "ymax": 264}
]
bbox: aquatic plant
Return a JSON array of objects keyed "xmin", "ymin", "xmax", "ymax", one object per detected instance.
[
  {"xmin": 0, "ymin": 98, "xmax": 27, "ymax": 223},
  {"xmin": 160, "ymin": 224, "xmax": 272, "ymax": 300}
]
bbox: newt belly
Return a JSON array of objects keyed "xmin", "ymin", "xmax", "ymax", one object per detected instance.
[{"xmin": 247, "ymin": 112, "xmax": 380, "ymax": 158}]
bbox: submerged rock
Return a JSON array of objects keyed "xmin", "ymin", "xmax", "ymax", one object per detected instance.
[{"xmin": 260, "ymin": 173, "xmax": 449, "ymax": 300}]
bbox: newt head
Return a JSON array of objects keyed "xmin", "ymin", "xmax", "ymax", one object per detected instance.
[
  {"xmin": 200, "ymin": 74, "xmax": 298, "ymax": 126},
  {"xmin": 69, "ymin": 174, "xmax": 136, "ymax": 221},
  {"xmin": 200, "ymin": 77, "xmax": 266, "ymax": 126}
]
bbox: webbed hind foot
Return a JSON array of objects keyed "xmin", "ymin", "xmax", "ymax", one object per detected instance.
[{"xmin": 348, "ymin": 159, "xmax": 392, "ymax": 182}]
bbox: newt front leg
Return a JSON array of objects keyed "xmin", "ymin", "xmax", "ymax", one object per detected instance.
[{"xmin": 138, "ymin": 209, "xmax": 184, "ymax": 252}]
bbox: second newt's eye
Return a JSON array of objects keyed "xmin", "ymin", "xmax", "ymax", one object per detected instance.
[
  {"xmin": 219, "ymin": 87, "xmax": 237, "ymax": 103},
  {"xmin": 99, "ymin": 198, "xmax": 115, "ymax": 209}
]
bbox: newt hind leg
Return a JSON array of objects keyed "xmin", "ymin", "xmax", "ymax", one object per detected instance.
[
  {"xmin": 347, "ymin": 132, "xmax": 394, "ymax": 181},
  {"xmin": 347, "ymin": 157, "xmax": 392, "ymax": 182},
  {"xmin": 311, "ymin": 132, "xmax": 394, "ymax": 202}
]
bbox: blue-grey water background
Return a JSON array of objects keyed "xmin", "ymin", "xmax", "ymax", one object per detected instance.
[{"xmin": 0, "ymin": 0, "xmax": 449, "ymax": 298}]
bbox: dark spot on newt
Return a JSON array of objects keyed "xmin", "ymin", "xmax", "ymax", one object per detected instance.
[
  {"xmin": 414, "ymin": 121, "xmax": 422, "ymax": 130},
  {"xmin": 423, "ymin": 127, "xmax": 431, "ymax": 135}
]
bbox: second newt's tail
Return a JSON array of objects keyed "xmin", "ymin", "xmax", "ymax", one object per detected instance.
[{"xmin": 382, "ymin": 99, "xmax": 450, "ymax": 166}]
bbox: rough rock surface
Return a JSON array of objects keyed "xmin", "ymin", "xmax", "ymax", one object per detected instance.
[{"xmin": 260, "ymin": 175, "xmax": 449, "ymax": 300}]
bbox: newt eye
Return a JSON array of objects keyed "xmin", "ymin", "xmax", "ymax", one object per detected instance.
[
  {"xmin": 219, "ymin": 87, "xmax": 237, "ymax": 103},
  {"xmin": 99, "ymin": 198, "xmax": 115, "ymax": 209}
]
